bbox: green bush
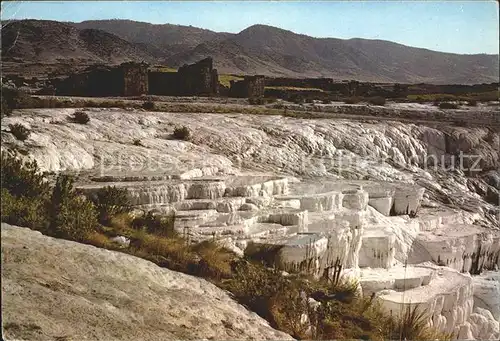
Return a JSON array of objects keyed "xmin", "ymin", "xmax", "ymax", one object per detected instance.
[
  {"xmin": 1, "ymin": 188, "xmax": 49, "ymax": 230},
  {"xmin": 132, "ymin": 211, "xmax": 176, "ymax": 237},
  {"xmin": 368, "ymin": 96, "xmax": 386, "ymax": 106},
  {"xmin": 248, "ymin": 97, "xmax": 265, "ymax": 105},
  {"xmin": 438, "ymin": 102, "xmax": 459, "ymax": 109},
  {"xmin": 9, "ymin": 123, "xmax": 30, "ymax": 141},
  {"xmin": 142, "ymin": 100, "xmax": 156, "ymax": 110},
  {"xmin": 173, "ymin": 126, "xmax": 191, "ymax": 140},
  {"xmin": 71, "ymin": 111, "xmax": 90, "ymax": 124},
  {"xmin": 48, "ymin": 175, "xmax": 98, "ymax": 240},
  {"xmin": 90, "ymin": 186, "xmax": 131, "ymax": 225},
  {"xmin": 1, "ymin": 151, "xmax": 50, "ymax": 199}
]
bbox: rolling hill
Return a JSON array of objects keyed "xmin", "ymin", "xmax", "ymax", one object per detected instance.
[{"xmin": 2, "ymin": 19, "xmax": 498, "ymax": 84}]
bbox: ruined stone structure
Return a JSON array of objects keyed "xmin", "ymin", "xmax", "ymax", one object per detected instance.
[
  {"xmin": 229, "ymin": 75, "xmax": 265, "ymax": 98},
  {"xmin": 122, "ymin": 62, "xmax": 149, "ymax": 96},
  {"xmin": 54, "ymin": 62, "xmax": 149, "ymax": 97},
  {"xmin": 148, "ymin": 58, "xmax": 219, "ymax": 96}
]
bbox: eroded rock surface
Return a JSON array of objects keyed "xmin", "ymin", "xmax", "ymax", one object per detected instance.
[
  {"xmin": 1, "ymin": 224, "xmax": 292, "ymax": 341},
  {"xmin": 2, "ymin": 107, "xmax": 499, "ymax": 340}
]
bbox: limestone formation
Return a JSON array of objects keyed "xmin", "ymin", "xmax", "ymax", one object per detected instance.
[{"xmin": 2, "ymin": 105, "xmax": 499, "ymax": 340}]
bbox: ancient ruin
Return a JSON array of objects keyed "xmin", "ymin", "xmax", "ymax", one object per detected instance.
[
  {"xmin": 229, "ymin": 75, "xmax": 266, "ymax": 98},
  {"xmin": 53, "ymin": 62, "xmax": 149, "ymax": 97},
  {"xmin": 148, "ymin": 58, "xmax": 219, "ymax": 96}
]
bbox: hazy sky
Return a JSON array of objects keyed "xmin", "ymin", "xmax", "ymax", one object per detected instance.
[{"xmin": 1, "ymin": 1, "xmax": 498, "ymax": 54}]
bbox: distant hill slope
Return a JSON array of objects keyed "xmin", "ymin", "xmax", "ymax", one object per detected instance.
[
  {"xmin": 1, "ymin": 19, "xmax": 156, "ymax": 64},
  {"xmin": 73, "ymin": 19, "xmax": 233, "ymax": 59},
  {"xmin": 2, "ymin": 20, "xmax": 498, "ymax": 84},
  {"xmin": 168, "ymin": 24, "xmax": 499, "ymax": 84}
]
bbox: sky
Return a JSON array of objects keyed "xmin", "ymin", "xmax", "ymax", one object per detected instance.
[{"xmin": 1, "ymin": 1, "xmax": 499, "ymax": 55}]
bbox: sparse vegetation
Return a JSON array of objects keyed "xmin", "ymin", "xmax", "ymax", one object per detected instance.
[
  {"xmin": 142, "ymin": 100, "xmax": 156, "ymax": 110},
  {"xmin": 133, "ymin": 139, "xmax": 144, "ymax": 147},
  {"xmin": 9, "ymin": 123, "xmax": 30, "ymax": 141},
  {"xmin": 0, "ymin": 150, "xmax": 448, "ymax": 341},
  {"xmin": 344, "ymin": 96, "xmax": 361, "ymax": 104},
  {"xmin": 1, "ymin": 87, "xmax": 36, "ymax": 114},
  {"xmin": 48, "ymin": 175, "xmax": 98, "ymax": 240},
  {"xmin": 407, "ymin": 90, "xmax": 499, "ymax": 103},
  {"xmin": 248, "ymin": 97, "xmax": 265, "ymax": 105},
  {"xmin": 219, "ymin": 74, "xmax": 244, "ymax": 88},
  {"xmin": 173, "ymin": 125, "xmax": 191, "ymax": 140},
  {"xmin": 368, "ymin": 96, "xmax": 386, "ymax": 106},
  {"xmin": 438, "ymin": 102, "xmax": 459, "ymax": 109},
  {"xmin": 71, "ymin": 111, "xmax": 90, "ymax": 124},
  {"xmin": 90, "ymin": 186, "xmax": 131, "ymax": 225},
  {"xmin": 290, "ymin": 94, "xmax": 305, "ymax": 104}
]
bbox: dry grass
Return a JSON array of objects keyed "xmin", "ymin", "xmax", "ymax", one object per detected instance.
[
  {"xmin": 83, "ymin": 231, "xmax": 117, "ymax": 249},
  {"xmin": 219, "ymin": 74, "xmax": 244, "ymax": 87},
  {"xmin": 265, "ymin": 86, "xmax": 324, "ymax": 92}
]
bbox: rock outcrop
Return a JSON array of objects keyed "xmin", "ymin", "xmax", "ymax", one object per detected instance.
[{"xmin": 1, "ymin": 223, "xmax": 292, "ymax": 341}]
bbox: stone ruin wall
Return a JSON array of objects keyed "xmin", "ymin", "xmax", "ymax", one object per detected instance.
[
  {"xmin": 122, "ymin": 62, "xmax": 149, "ymax": 96},
  {"xmin": 148, "ymin": 58, "xmax": 218, "ymax": 96},
  {"xmin": 229, "ymin": 75, "xmax": 265, "ymax": 98}
]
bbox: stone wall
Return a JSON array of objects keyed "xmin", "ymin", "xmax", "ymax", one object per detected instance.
[
  {"xmin": 229, "ymin": 75, "xmax": 265, "ymax": 98},
  {"xmin": 122, "ymin": 62, "xmax": 149, "ymax": 96},
  {"xmin": 148, "ymin": 58, "xmax": 218, "ymax": 96},
  {"xmin": 54, "ymin": 62, "xmax": 148, "ymax": 97}
]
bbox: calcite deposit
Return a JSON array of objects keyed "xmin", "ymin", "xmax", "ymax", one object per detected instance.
[{"xmin": 2, "ymin": 106, "xmax": 499, "ymax": 340}]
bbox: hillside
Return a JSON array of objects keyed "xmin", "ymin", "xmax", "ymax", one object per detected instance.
[
  {"xmin": 169, "ymin": 24, "xmax": 499, "ymax": 84},
  {"xmin": 73, "ymin": 19, "xmax": 233, "ymax": 59},
  {"xmin": 1, "ymin": 20, "xmax": 156, "ymax": 64},
  {"xmin": 2, "ymin": 19, "xmax": 498, "ymax": 84}
]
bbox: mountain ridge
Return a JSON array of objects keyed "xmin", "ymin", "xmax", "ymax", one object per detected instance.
[{"xmin": 2, "ymin": 19, "xmax": 498, "ymax": 84}]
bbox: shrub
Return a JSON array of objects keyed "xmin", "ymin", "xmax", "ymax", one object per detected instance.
[
  {"xmin": 466, "ymin": 99, "xmax": 478, "ymax": 106},
  {"xmin": 9, "ymin": 123, "xmax": 30, "ymax": 141},
  {"xmin": 1, "ymin": 96, "xmax": 12, "ymax": 117},
  {"xmin": 248, "ymin": 97, "xmax": 265, "ymax": 105},
  {"xmin": 48, "ymin": 175, "xmax": 98, "ymax": 240},
  {"xmin": 344, "ymin": 97, "xmax": 361, "ymax": 104},
  {"xmin": 132, "ymin": 211, "xmax": 176, "ymax": 237},
  {"xmin": 90, "ymin": 186, "xmax": 131, "ymax": 225},
  {"xmin": 322, "ymin": 99, "xmax": 332, "ymax": 104},
  {"xmin": 368, "ymin": 96, "xmax": 386, "ymax": 106},
  {"xmin": 1, "ymin": 188, "xmax": 49, "ymax": 230},
  {"xmin": 290, "ymin": 94, "xmax": 304, "ymax": 104},
  {"xmin": 0, "ymin": 151, "xmax": 50, "ymax": 199},
  {"xmin": 142, "ymin": 100, "xmax": 156, "ymax": 110},
  {"xmin": 0, "ymin": 151, "xmax": 50, "ymax": 230},
  {"xmin": 438, "ymin": 102, "xmax": 459, "ymax": 109},
  {"xmin": 173, "ymin": 125, "xmax": 191, "ymax": 140},
  {"xmin": 71, "ymin": 111, "xmax": 90, "ymax": 124},
  {"xmin": 1, "ymin": 87, "xmax": 36, "ymax": 111},
  {"xmin": 305, "ymin": 98, "xmax": 314, "ymax": 104},
  {"xmin": 133, "ymin": 139, "xmax": 143, "ymax": 147}
]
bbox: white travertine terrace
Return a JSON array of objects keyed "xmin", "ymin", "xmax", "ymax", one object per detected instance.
[{"xmin": 2, "ymin": 108, "xmax": 499, "ymax": 340}]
